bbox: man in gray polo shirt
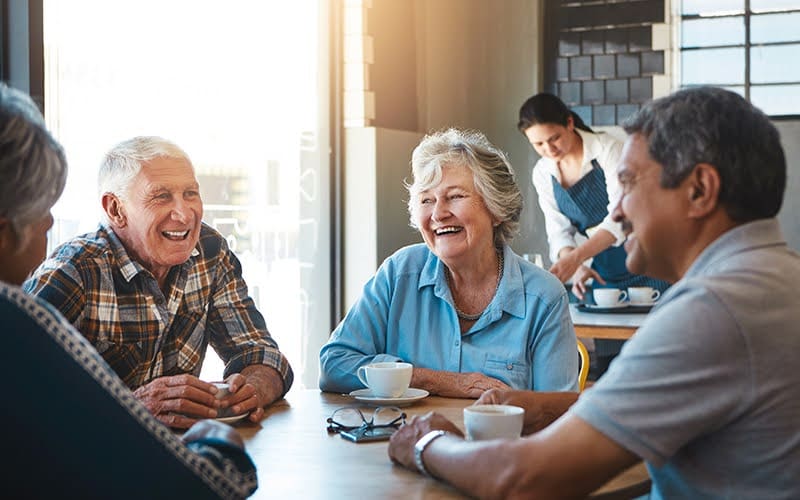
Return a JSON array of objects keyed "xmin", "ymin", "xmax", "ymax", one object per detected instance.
[{"xmin": 386, "ymin": 86, "xmax": 800, "ymax": 499}]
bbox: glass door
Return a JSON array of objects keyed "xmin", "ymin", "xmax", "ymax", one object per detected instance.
[{"xmin": 42, "ymin": 0, "xmax": 332, "ymax": 389}]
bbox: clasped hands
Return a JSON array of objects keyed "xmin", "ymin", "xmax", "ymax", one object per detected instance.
[{"xmin": 133, "ymin": 373, "xmax": 263, "ymax": 430}]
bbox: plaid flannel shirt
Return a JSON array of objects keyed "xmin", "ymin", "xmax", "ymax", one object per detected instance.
[{"xmin": 24, "ymin": 223, "xmax": 293, "ymax": 393}]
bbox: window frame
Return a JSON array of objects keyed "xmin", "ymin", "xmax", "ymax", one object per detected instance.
[{"xmin": 678, "ymin": 1, "xmax": 800, "ymax": 118}]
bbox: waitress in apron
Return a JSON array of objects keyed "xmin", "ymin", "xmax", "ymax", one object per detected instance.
[{"xmin": 517, "ymin": 92, "xmax": 669, "ymax": 375}]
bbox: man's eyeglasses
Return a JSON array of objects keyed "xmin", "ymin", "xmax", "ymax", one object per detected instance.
[{"xmin": 326, "ymin": 406, "xmax": 406, "ymax": 434}]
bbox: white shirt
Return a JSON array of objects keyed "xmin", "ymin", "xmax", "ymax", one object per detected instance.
[{"xmin": 531, "ymin": 129, "xmax": 626, "ymax": 263}]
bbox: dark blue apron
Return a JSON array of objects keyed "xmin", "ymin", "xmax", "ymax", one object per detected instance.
[
  {"xmin": 551, "ymin": 159, "xmax": 670, "ymax": 292},
  {"xmin": 552, "ymin": 158, "xmax": 670, "ymax": 361}
]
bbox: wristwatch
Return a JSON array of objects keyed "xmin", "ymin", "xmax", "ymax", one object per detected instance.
[{"xmin": 414, "ymin": 430, "xmax": 448, "ymax": 477}]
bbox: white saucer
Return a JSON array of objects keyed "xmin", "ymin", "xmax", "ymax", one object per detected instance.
[
  {"xmin": 215, "ymin": 413, "xmax": 248, "ymax": 424},
  {"xmin": 629, "ymin": 301, "xmax": 656, "ymax": 306},
  {"xmin": 586, "ymin": 303, "xmax": 628, "ymax": 309},
  {"xmin": 348, "ymin": 388, "xmax": 430, "ymax": 407}
]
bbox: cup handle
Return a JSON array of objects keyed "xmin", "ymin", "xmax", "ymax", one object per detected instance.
[
  {"xmin": 357, "ymin": 366, "xmax": 369, "ymax": 388},
  {"xmin": 618, "ymin": 290, "xmax": 628, "ymax": 303},
  {"xmin": 651, "ymin": 290, "xmax": 661, "ymax": 301}
]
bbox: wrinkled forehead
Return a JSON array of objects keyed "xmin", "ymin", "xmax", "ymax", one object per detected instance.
[
  {"xmin": 136, "ymin": 157, "xmax": 198, "ymax": 189},
  {"xmin": 412, "ymin": 161, "xmax": 475, "ymax": 195}
]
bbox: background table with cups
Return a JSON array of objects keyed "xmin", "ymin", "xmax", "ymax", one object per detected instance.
[
  {"xmin": 570, "ymin": 285, "xmax": 662, "ymax": 341},
  {"xmin": 570, "ymin": 304, "xmax": 648, "ymax": 340},
  {"xmin": 234, "ymin": 389, "xmax": 650, "ymax": 499}
]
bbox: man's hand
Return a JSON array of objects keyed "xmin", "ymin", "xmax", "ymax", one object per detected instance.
[
  {"xmin": 238, "ymin": 365, "xmax": 286, "ymax": 423},
  {"xmin": 476, "ymin": 389, "xmax": 578, "ymax": 435},
  {"xmin": 388, "ymin": 412, "xmax": 463, "ymax": 471},
  {"xmin": 215, "ymin": 372, "xmax": 263, "ymax": 423},
  {"xmin": 133, "ymin": 374, "xmax": 219, "ymax": 429}
]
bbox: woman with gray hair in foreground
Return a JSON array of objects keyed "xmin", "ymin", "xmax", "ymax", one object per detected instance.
[
  {"xmin": 0, "ymin": 82, "xmax": 257, "ymax": 499},
  {"xmin": 320, "ymin": 127, "xmax": 578, "ymax": 398}
]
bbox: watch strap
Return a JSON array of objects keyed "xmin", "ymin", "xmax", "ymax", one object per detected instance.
[{"xmin": 414, "ymin": 430, "xmax": 447, "ymax": 477}]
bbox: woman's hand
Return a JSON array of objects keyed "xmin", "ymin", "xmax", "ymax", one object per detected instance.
[
  {"xmin": 412, "ymin": 367, "xmax": 511, "ymax": 399},
  {"xmin": 549, "ymin": 248, "xmax": 583, "ymax": 283},
  {"xmin": 571, "ymin": 265, "xmax": 605, "ymax": 300}
]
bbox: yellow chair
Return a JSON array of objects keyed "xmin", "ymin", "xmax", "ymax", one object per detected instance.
[{"xmin": 577, "ymin": 339, "xmax": 590, "ymax": 392}]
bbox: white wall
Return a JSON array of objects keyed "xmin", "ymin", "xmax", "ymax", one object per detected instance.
[
  {"xmin": 413, "ymin": 0, "xmax": 549, "ymax": 259},
  {"xmin": 343, "ymin": 127, "xmax": 424, "ymax": 309}
]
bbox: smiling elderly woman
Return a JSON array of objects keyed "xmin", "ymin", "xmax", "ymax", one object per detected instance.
[{"xmin": 319, "ymin": 128, "xmax": 578, "ymax": 398}]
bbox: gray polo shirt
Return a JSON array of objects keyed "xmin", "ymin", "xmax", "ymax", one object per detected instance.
[{"xmin": 571, "ymin": 219, "xmax": 800, "ymax": 499}]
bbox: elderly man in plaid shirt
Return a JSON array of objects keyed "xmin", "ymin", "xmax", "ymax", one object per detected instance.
[{"xmin": 25, "ymin": 135, "xmax": 293, "ymax": 430}]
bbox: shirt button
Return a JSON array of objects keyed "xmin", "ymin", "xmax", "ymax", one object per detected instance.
[
  {"xmin": 455, "ymin": 341, "xmax": 460, "ymax": 347},
  {"xmin": 506, "ymin": 363, "xmax": 513, "ymax": 370}
]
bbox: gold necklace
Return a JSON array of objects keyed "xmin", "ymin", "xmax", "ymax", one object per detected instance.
[{"xmin": 446, "ymin": 251, "xmax": 504, "ymax": 321}]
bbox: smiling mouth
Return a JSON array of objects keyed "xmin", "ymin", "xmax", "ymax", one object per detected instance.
[
  {"xmin": 162, "ymin": 230, "xmax": 190, "ymax": 241},
  {"xmin": 434, "ymin": 226, "xmax": 462, "ymax": 236},
  {"xmin": 621, "ymin": 220, "xmax": 633, "ymax": 237}
]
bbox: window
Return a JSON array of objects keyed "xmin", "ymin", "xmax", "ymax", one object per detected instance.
[
  {"xmin": 543, "ymin": 0, "xmax": 667, "ymax": 126},
  {"xmin": 42, "ymin": 0, "xmax": 333, "ymax": 389},
  {"xmin": 679, "ymin": 0, "xmax": 800, "ymax": 116}
]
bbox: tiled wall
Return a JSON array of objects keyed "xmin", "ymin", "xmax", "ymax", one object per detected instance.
[{"xmin": 545, "ymin": 0, "xmax": 666, "ymax": 126}]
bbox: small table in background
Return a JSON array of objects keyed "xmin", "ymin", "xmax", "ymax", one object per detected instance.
[{"xmin": 569, "ymin": 303, "xmax": 648, "ymax": 340}]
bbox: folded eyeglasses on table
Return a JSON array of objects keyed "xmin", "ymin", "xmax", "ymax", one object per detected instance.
[{"xmin": 326, "ymin": 405, "xmax": 406, "ymax": 434}]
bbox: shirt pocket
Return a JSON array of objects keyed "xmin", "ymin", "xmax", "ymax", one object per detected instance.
[
  {"xmin": 175, "ymin": 310, "xmax": 208, "ymax": 373},
  {"xmin": 89, "ymin": 298, "xmax": 151, "ymax": 386},
  {"xmin": 483, "ymin": 357, "xmax": 529, "ymax": 390}
]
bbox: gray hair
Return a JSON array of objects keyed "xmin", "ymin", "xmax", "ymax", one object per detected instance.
[
  {"xmin": 406, "ymin": 128, "xmax": 522, "ymax": 246},
  {"xmin": 623, "ymin": 86, "xmax": 785, "ymax": 222},
  {"xmin": 98, "ymin": 136, "xmax": 194, "ymax": 200},
  {"xmin": 0, "ymin": 83, "xmax": 67, "ymax": 244}
]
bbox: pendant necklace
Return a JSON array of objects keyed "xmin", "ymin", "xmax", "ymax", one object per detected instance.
[{"xmin": 446, "ymin": 251, "xmax": 504, "ymax": 321}]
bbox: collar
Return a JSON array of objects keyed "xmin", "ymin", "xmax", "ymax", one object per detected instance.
[
  {"xmin": 577, "ymin": 128, "xmax": 604, "ymax": 173},
  {"xmin": 420, "ymin": 245, "xmax": 526, "ymax": 321},
  {"xmin": 683, "ymin": 219, "xmax": 786, "ymax": 280},
  {"xmin": 102, "ymin": 223, "xmax": 200, "ymax": 283}
]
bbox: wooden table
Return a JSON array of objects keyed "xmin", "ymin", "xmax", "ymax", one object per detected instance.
[
  {"xmin": 236, "ymin": 389, "xmax": 650, "ymax": 499},
  {"xmin": 570, "ymin": 304, "xmax": 648, "ymax": 340}
]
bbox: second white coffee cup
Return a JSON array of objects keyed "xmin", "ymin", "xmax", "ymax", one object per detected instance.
[
  {"xmin": 357, "ymin": 361, "xmax": 413, "ymax": 398},
  {"xmin": 628, "ymin": 286, "xmax": 661, "ymax": 305},
  {"xmin": 463, "ymin": 404, "xmax": 525, "ymax": 441}
]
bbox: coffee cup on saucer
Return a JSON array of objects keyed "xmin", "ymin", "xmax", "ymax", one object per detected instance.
[
  {"xmin": 628, "ymin": 286, "xmax": 661, "ymax": 305},
  {"xmin": 593, "ymin": 288, "xmax": 628, "ymax": 307},
  {"xmin": 463, "ymin": 404, "xmax": 524, "ymax": 441},
  {"xmin": 211, "ymin": 382, "xmax": 235, "ymax": 418},
  {"xmin": 357, "ymin": 362, "xmax": 413, "ymax": 398}
]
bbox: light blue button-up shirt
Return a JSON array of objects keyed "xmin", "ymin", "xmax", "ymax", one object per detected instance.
[{"xmin": 319, "ymin": 244, "xmax": 579, "ymax": 393}]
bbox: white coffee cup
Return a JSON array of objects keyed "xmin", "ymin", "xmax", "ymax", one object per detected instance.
[
  {"xmin": 463, "ymin": 404, "xmax": 525, "ymax": 441},
  {"xmin": 211, "ymin": 382, "xmax": 234, "ymax": 417},
  {"xmin": 357, "ymin": 362, "xmax": 413, "ymax": 398},
  {"xmin": 593, "ymin": 288, "xmax": 628, "ymax": 307},
  {"xmin": 628, "ymin": 286, "xmax": 661, "ymax": 305}
]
